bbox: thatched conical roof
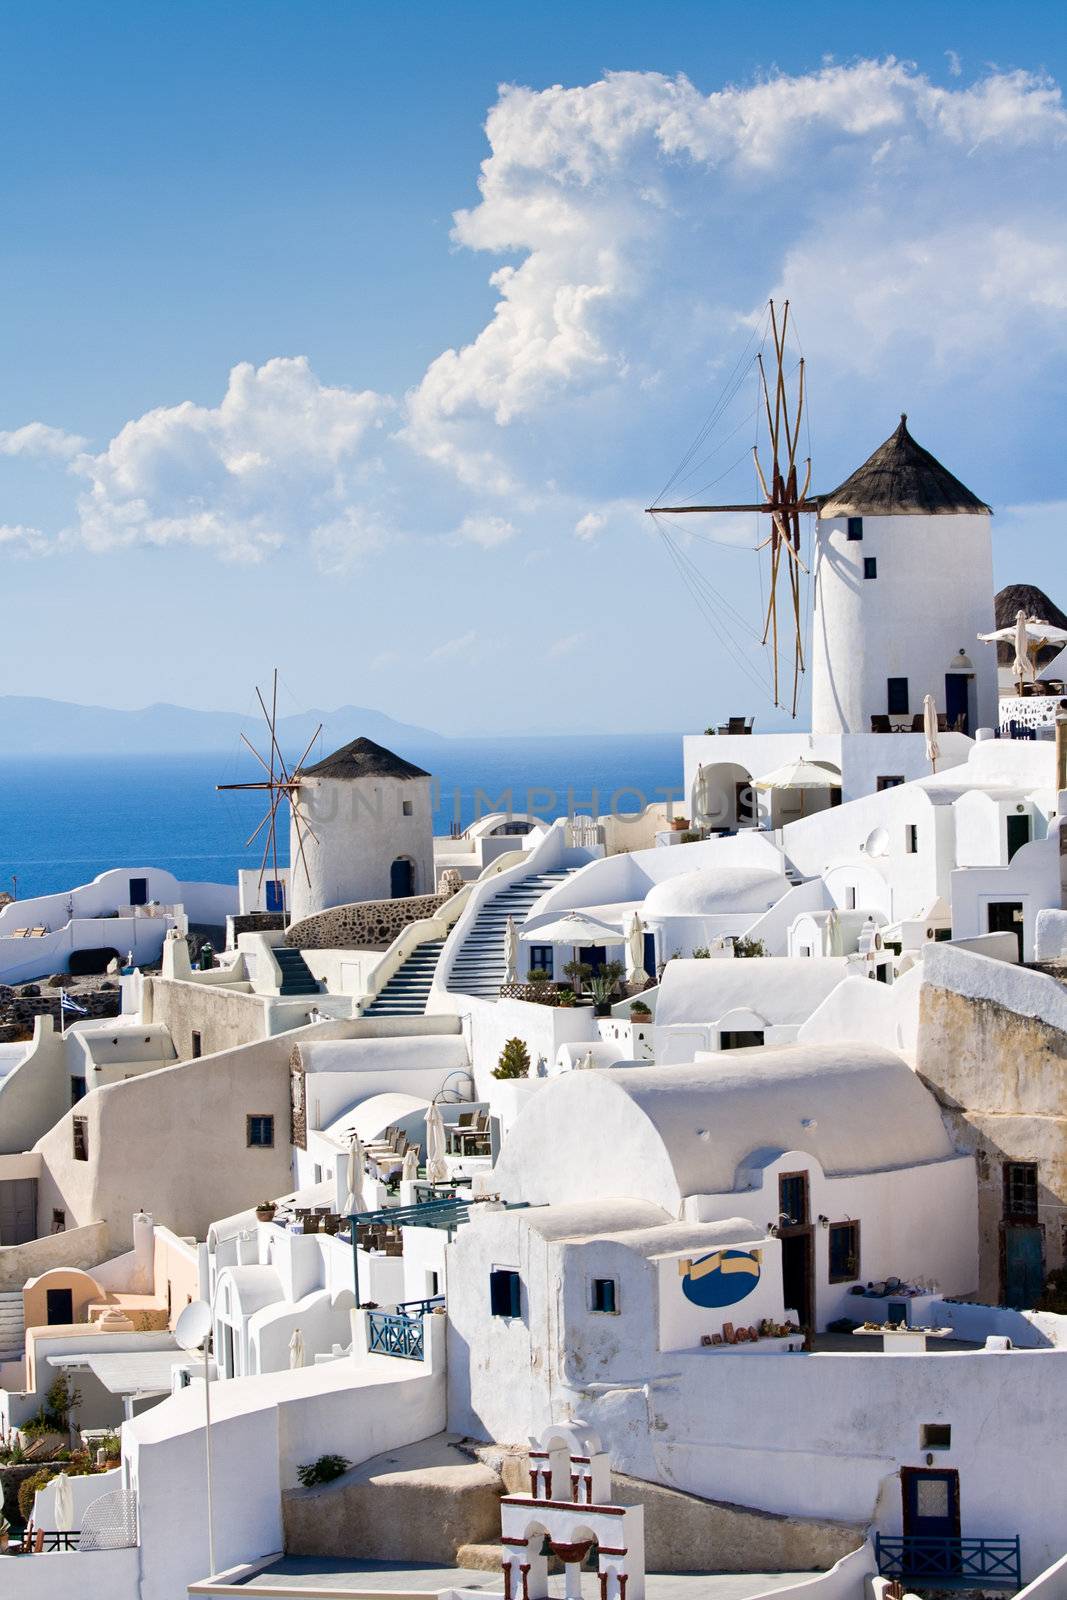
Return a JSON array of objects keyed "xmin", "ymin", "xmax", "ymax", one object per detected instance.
[
  {"xmin": 297, "ymin": 736, "xmax": 430, "ymax": 782},
  {"xmin": 994, "ymin": 584, "xmax": 1067, "ymax": 669},
  {"xmin": 820, "ymin": 415, "xmax": 990, "ymax": 518}
]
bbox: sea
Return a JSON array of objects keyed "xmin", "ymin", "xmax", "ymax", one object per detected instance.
[{"xmin": 0, "ymin": 735, "xmax": 685, "ymax": 899}]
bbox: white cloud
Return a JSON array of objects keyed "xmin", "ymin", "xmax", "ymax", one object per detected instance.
[
  {"xmin": 575, "ymin": 512, "xmax": 605, "ymax": 542},
  {"xmin": 455, "ymin": 514, "xmax": 517, "ymax": 548},
  {"xmin": 3, "ymin": 59, "xmax": 1067, "ymax": 571},
  {"xmin": 430, "ymin": 630, "xmax": 480, "ymax": 662},
  {"xmin": 548, "ymin": 631, "xmax": 586, "ymax": 658},
  {"xmin": 946, "ymin": 51, "xmax": 962, "ymax": 79},
  {"xmin": 0, "ymin": 422, "xmax": 87, "ymax": 460},
  {"xmin": 0, "ymin": 523, "xmax": 50, "ymax": 554}
]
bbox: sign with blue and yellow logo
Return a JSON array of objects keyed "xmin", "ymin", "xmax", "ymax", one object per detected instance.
[{"xmin": 679, "ymin": 1248, "xmax": 761, "ymax": 1309}]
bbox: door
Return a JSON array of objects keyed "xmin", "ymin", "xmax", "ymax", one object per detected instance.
[
  {"xmin": 902, "ymin": 1468, "xmax": 961, "ymax": 1574},
  {"xmin": 987, "ymin": 900, "xmax": 1024, "ymax": 960},
  {"xmin": 128, "ymin": 877, "xmax": 148, "ymax": 906},
  {"xmin": 735, "ymin": 780, "xmax": 756, "ymax": 826},
  {"xmin": 390, "ymin": 858, "xmax": 414, "ymax": 898},
  {"xmin": 1003, "ymin": 1225, "xmax": 1044, "ymax": 1308},
  {"xmin": 643, "ymin": 932, "xmax": 657, "ymax": 978},
  {"xmin": 781, "ymin": 1231, "xmax": 814, "ymax": 1332},
  {"xmin": 1006, "ymin": 815, "xmax": 1031, "ymax": 862},
  {"xmin": 265, "ymin": 878, "xmax": 285, "ymax": 913},
  {"xmin": 46, "ymin": 1288, "xmax": 74, "ymax": 1325},
  {"xmin": 584, "ymin": 945, "xmax": 607, "ymax": 976},
  {"xmin": 0, "ymin": 1178, "xmax": 37, "ymax": 1245},
  {"xmin": 944, "ymin": 674, "xmax": 970, "ymax": 734}
]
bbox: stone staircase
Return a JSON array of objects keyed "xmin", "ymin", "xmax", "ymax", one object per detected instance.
[
  {"xmin": 273, "ymin": 946, "xmax": 322, "ymax": 996},
  {"xmin": 364, "ymin": 937, "xmax": 447, "ymax": 1018},
  {"xmin": 446, "ymin": 871, "xmax": 571, "ymax": 1000}
]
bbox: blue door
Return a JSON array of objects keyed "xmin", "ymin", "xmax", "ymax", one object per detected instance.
[
  {"xmin": 128, "ymin": 877, "xmax": 148, "ymax": 906},
  {"xmin": 643, "ymin": 932, "xmax": 657, "ymax": 978},
  {"xmin": 265, "ymin": 878, "xmax": 285, "ymax": 913},
  {"xmin": 945, "ymin": 674, "xmax": 969, "ymax": 733},
  {"xmin": 1003, "ymin": 1225, "xmax": 1044, "ymax": 1308},
  {"xmin": 902, "ymin": 1468, "xmax": 961, "ymax": 1573},
  {"xmin": 390, "ymin": 858, "xmax": 414, "ymax": 898}
]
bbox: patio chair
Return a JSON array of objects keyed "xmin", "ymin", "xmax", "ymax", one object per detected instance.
[
  {"xmin": 726, "ymin": 716, "xmax": 746, "ymax": 735},
  {"xmin": 910, "ymin": 713, "xmax": 925, "ymax": 732},
  {"xmin": 870, "ymin": 715, "xmax": 892, "ymax": 733}
]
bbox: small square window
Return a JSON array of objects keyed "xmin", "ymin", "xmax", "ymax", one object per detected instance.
[
  {"xmin": 191, "ymin": 1030, "xmax": 202, "ymax": 1059},
  {"xmin": 489, "ymin": 1268, "xmax": 521, "ymax": 1318},
  {"xmin": 864, "ymin": 557, "xmax": 878, "ymax": 580},
  {"xmin": 592, "ymin": 1278, "xmax": 618, "ymax": 1314},
  {"xmin": 905, "ymin": 824, "xmax": 918, "ymax": 854},
  {"xmin": 247, "ymin": 1114, "xmax": 275, "ymax": 1148},
  {"xmin": 877, "ymin": 776, "xmax": 905, "ymax": 791},
  {"xmin": 828, "ymin": 1221, "xmax": 860, "ymax": 1281},
  {"xmin": 1003, "ymin": 1161, "xmax": 1038, "ymax": 1221},
  {"xmin": 920, "ymin": 1423, "xmax": 952, "ymax": 1451},
  {"xmin": 72, "ymin": 1116, "xmax": 89, "ymax": 1162},
  {"xmin": 402, "ymin": 800, "xmax": 414, "ymax": 817},
  {"xmin": 847, "ymin": 517, "xmax": 863, "ymax": 541}
]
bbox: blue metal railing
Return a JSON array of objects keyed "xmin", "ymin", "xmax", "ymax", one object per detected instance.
[
  {"xmin": 876, "ymin": 1534, "xmax": 1021, "ymax": 1589},
  {"xmin": 396, "ymin": 1295, "xmax": 445, "ymax": 1317},
  {"xmin": 368, "ymin": 1309, "xmax": 425, "ymax": 1361}
]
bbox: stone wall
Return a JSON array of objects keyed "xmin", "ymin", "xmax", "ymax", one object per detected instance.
[
  {"xmin": 0, "ymin": 983, "xmax": 121, "ymax": 1042},
  {"xmin": 285, "ymin": 893, "xmax": 447, "ymax": 951},
  {"xmin": 917, "ymin": 979, "xmax": 1067, "ymax": 1302},
  {"xmin": 232, "ymin": 912, "xmax": 287, "ymax": 939}
]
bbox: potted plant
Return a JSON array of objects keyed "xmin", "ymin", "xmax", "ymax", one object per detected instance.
[
  {"xmin": 562, "ymin": 959, "xmax": 592, "ymax": 996},
  {"xmin": 255, "ymin": 1201, "xmax": 276, "ymax": 1223},
  {"xmin": 629, "ymin": 1001, "xmax": 652, "ymax": 1024},
  {"xmin": 670, "ymin": 815, "xmax": 690, "ymax": 832},
  {"xmin": 0, "ymin": 1512, "xmax": 9, "ymax": 1552},
  {"xmin": 493, "ymin": 1037, "xmax": 531, "ymax": 1080}
]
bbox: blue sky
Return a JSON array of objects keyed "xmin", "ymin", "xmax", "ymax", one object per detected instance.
[{"xmin": 2, "ymin": 1, "xmax": 1067, "ymax": 735}]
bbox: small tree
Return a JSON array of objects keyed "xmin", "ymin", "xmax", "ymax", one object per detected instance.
[
  {"xmin": 733, "ymin": 937, "xmax": 768, "ymax": 959},
  {"xmin": 562, "ymin": 959, "xmax": 592, "ymax": 995},
  {"xmin": 494, "ymin": 1037, "xmax": 531, "ymax": 1080}
]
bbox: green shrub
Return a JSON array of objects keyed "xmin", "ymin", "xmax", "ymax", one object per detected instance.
[
  {"xmin": 493, "ymin": 1037, "xmax": 531, "ymax": 1080},
  {"xmin": 18, "ymin": 1468, "xmax": 55, "ymax": 1523},
  {"xmin": 296, "ymin": 1453, "xmax": 351, "ymax": 1488},
  {"xmin": 733, "ymin": 937, "xmax": 768, "ymax": 959}
]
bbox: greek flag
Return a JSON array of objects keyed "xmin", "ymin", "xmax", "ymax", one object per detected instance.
[{"xmin": 60, "ymin": 992, "xmax": 89, "ymax": 1016}]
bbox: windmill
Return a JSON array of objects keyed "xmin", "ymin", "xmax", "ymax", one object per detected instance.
[
  {"xmin": 647, "ymin": 301, "xmax": 818, "ymax": 718},
  {"xmin": 216, "ymin": 670, "xmax": 322, "ymax": 913}
]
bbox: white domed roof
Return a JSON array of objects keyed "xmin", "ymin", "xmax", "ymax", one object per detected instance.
[{"xmin": 643, "ymin": 866, "xmax": 784, "ymax": 918}]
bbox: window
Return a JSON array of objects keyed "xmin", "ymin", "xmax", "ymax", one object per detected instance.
[
  {"xmin": 402, "ymin": 799, "xmax": 414, "ymax": 817},
  {"xmin": 72, "ymin": 1117, "xmax": 89, "ymax": 1161},
  {"xmin": 70, "ymin": 1076, "xmax": 86, "ymax": 1105},
  {"xmin": 887, "ymin": 677, "xmax": 909, "ymax": 716},
  {"xmin": 778, "ymin": 1172, "xmax": 809, "ymax": 1228},
  {"xmin": 877, "ymin": 775, "xmax": 905, "ymax": 791},
  {"xmin": 905, "ymin": 824, "xmax": 918, "ymax": 854},
  {"xmin": 592, "ymin": 1278, "xmax": 618, "ymax": 1314},
  {"xmin": 864, "ymin": 557, "xmax": 878, "ymax": 580},
  {"xmin": 51, "ymin": 1208, "xmax": 66, "ymax": 1233},
  {"xmin": 190, "ymin": 1030, "xmax": 202, "ymax": 1059},
  {"xmin": 845, "ymin": 887, "xmax": 856, "ymax": 910},
  {"xmin": 847, "ymin": 517, "xmax": 863, "ymax": 541},
  {"xmin": 527, "ymin": 945, "xmax": 554, "ymax": 979},
  {"xmin": 489, "ymin": 1268, "xmax": 521, "ymax": 1318},
  {"xmin": 828, "ymin": 1220, "xmax": 860, "ymax": 1281},
  {"xmin": 247, "ymin": 1114, "xmax": 275, "ymax": 1148},
  {"xmin": 920, "ymin": 1423, "xmax": 952, "ymax": 1451},
  {"xmin": 1004, "ymin": 1161, "xmax": 1038, "ymax": 1222},
  {"xmin": 720, "ymin": 1030, "xmax": 765, "ymax": 1050}
]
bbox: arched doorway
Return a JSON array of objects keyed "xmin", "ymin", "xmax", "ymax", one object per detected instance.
[{"xmin": 390, "ymin": 857, "xmax": 415, "ymax": 898}]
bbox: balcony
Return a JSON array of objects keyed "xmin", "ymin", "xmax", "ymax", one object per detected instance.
[
  {"xmin": 875, "ymin": 1534, "xmax": 1021, "ymax": 1589},
  {"xmin": 367, "ymin": 1309, "xmax": 425, "ymax": 1361}
]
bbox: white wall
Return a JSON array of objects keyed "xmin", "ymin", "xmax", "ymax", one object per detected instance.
[{"xmin": 290, "ymin": 772, "xmax": 435, "ymax": 922}]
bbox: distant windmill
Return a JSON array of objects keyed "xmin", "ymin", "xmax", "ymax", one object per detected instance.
[
  {"xmin": 647, "ymin": 300, "xmax": 817, "ymax": 718},
  {"xmin": 216, "ymin": 671, "xmax": 322, "ymax": 911}
]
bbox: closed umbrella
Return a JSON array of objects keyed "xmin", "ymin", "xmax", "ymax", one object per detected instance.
[
  {"xmin": 53, "ymin": 1471, "xmax": 74, "ymax": 1534},
  {"xmin": 627, "ymin": 912, "xmax": 648, "ymax": 986},
  {"xmin": 504, "ymin": 915, "xmax": 519, "ymax": 984},
  {"xmin": 923, "ymin": 693, "xmax": 940, "ymax": 772},
  {"xmin": 401, "ymin": 1147, "xmax": 419, "ymax": 1183},
  {"xmin": 425, "ymin": 1100, "xmax": 448, "ymax": 1185},
  {"xmin": 288, "ymin": 1326, "xmax": 305, "ymax": 1370},
  {"xmin": 693, "ymin": 763, "xmax": 714, "ymax": 824},
  {"xmin": 344, "ymin": 1132, "xmax": 364, "ymax": 1215},
  {"xmin": 579, "ymin": 1048, "xmax": 596, "ymax": 1071},
  {"xmin": 825, "ymin": 906, "xmax": 844, "ymax": 957}
]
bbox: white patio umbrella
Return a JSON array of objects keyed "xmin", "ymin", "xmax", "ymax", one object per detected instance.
[
  {"xmin": 504, "ymin": 915, "xmax": 519, "ymax": 984},
  {"xmin": 401, "ymin": 1147, "xmax": 419, "ymax": 1183},
  {"xmin": 754, "ymin": 757, "xmax": 841, "ymax": 819},
  {"xmin": 53, "ymin": 1470, "xmax": 74, "ymax": 1534},
  {"xmin": 627, "ymin": 912, "xmax": 648, "ymax": 985},
  {"xmin": 977, "ymin": 611, "xmax": 1067, "ymax": 689},
  {"xmin": 288, "ymin": 1326, "xmax": 305, "ymax": 1370},
  {"xmin": 923, "ymin": 693, "xmax": 940, "ymax": 772},
  {"xmin": 344, "ymin": 1131, "xmax": 364, "ymax": 1215},
  {"xmin": 425, "ymin": 1100, "xmax": 449, "ymax": 1185},
  {"xmin": 520, "ymin": 912, "xmax": 624, "ymax": 946}
]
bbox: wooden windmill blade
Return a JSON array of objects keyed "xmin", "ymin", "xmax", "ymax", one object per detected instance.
[
  {"xmin": 646, "ymin": 298, "xmax": 817, "ymax": 717},
  {"xmin": 216, "ymin": 671, "xmax": 321, "ymax": 912}
]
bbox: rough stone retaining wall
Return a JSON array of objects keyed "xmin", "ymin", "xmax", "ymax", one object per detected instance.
[
  {"xmin": 285, "ymin": 893, "xmax": 447, "ymax": 951},
  {"xmin": 0, "ymin": 984, "xmax": 120, "ymax": 1042},
  {"xmin": 231, "ymin": 912, "xmax": 286, "ymax": 939}
]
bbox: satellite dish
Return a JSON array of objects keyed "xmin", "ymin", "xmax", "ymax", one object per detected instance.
[
  {"xmin": 175, "ymin": 1299, "xmax": 212, "ymax": 1353},
  {"xmin": 864, "ymin": 826, "xmax": 889, "ymax": 858}
]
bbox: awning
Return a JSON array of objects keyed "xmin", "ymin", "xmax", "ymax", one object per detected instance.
[{"xmin": 48, "ymin": 1348, "xmax": 187, "ymax": 1400}]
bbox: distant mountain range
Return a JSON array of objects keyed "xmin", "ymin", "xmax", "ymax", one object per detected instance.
[{"xmin": 0, "ymin": 696, "xmax": 444, "ymax": 756}]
